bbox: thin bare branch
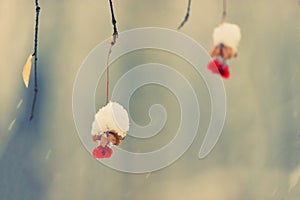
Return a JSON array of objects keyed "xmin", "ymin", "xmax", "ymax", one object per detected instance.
[
  {"xmin": 29, "ymin": 0, "xmax": 41, "ymax": 120},
  {"xmin": 178, "ymin": 0, "xmax": 191, "ymax": 30},
  {"xmin": 108, "ymin": 0, "xmax": 118, "ymax": 44}
]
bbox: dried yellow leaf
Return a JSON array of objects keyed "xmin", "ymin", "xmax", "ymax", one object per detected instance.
[{"xmin": 22, "ymin": 54, "xmax": 33, "ymax": 88}]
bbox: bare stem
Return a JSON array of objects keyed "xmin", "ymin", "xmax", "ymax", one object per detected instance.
[
  {"xmin": 222, "ymin": 0, "xmax": 227, "ymax": 22},
  {"xmin": 29, "ymin": 89, "xmax": 38, "ymax": 120},
  {"xmin": 105, "ymin": 0, "xmax": 118, "ymax": 104},
  {"xmin": 178, "ymin": 0, "xmax": 191, "ymax": 30},
  {"xmin": 106, "ymin": 44, "xmax": 113, "ymax": 105},
  {"xmin": 30, "ymin": 0, "xmax": 41, "ymax": 120}
]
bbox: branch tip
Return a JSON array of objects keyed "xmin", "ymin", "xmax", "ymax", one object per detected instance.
[{"xmin": 177, "ymin": 0, "xmax": 191, "ymax": 30}]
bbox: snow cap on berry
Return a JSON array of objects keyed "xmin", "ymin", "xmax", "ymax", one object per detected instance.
[
  {"xmin": 213, "ymin": 22, "xmax": 241, "ymax": 51},
  {"xmin": 91, "ymin": 102, "xmax": 129, "ymax": 138}
]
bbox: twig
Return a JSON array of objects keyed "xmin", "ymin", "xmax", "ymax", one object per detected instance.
[
  {"xmin": 29, "ymin": 0, "xmax": 41, "ymax": 120},
  {"xmin": 108, "ymin": 0, "xmax": 118, "ymax": 43},
  {"xmin": 178, "ymin": 0, "xmax": 191, "ymax": 30},
  {"xmin": 105, "ymin": 44, "xmax": 113, "ymax": 105},
  {"xmin": 105, "ymin": 0, "xmax": 118, "ymax": 104},
  {"xmin": 222, "ymin": 0, "xmax": 227, "ymax": 22}
]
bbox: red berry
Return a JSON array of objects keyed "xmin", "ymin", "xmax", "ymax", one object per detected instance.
[
  {"xmin": 219, "ymin": 65, "xmax": 230, "ymax": 79},
  {"xmin": 207, "ymin": 59, "xmax": 230, "ymax": 79},
  {"xmin": 207, "ymin": 60, "xmax": 221, "ymax": 73},
  {"xmin": 92, "ymin": 146, "xmax": 113, "ymax": 158}
]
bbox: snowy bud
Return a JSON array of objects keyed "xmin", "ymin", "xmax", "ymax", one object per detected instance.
[
  {"xmin": 213, "ymin": 23, "xmax": 241, "ymax": 52},
  {"xmin": 91, "ymin": 102, "xmax": 129, "ymax": 138}
]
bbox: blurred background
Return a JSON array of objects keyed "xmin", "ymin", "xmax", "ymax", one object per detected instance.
[{"xmin": 0, "ymin": 0, "xmax": 300, "ymax": 199}]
